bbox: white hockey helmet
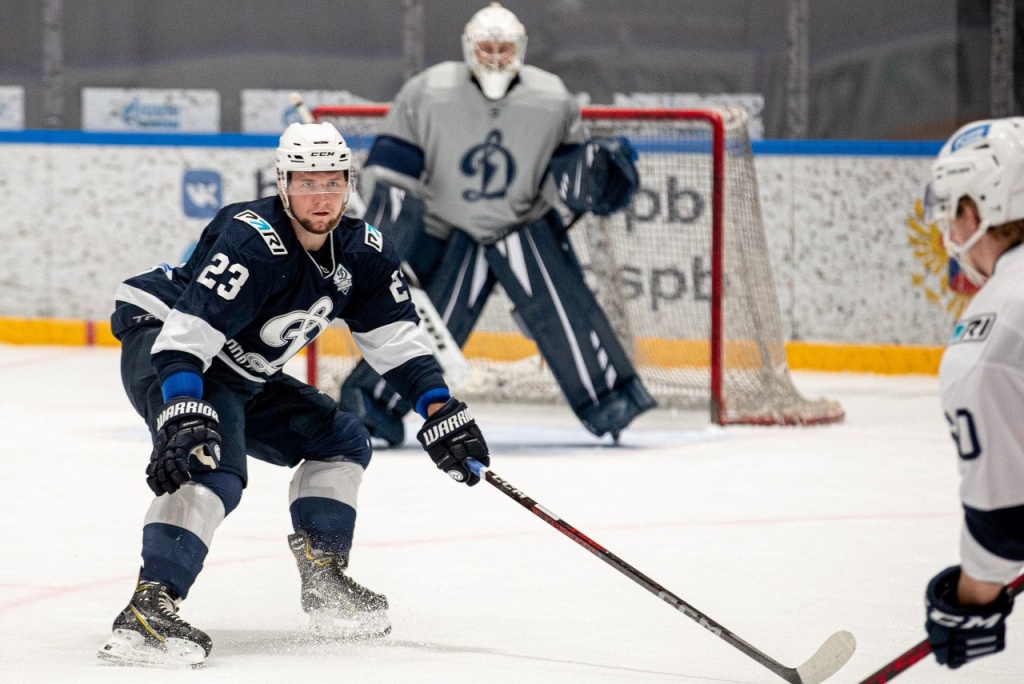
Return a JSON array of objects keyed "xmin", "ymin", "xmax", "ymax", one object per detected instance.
[
  {"xmin": 462, "ymin": 2, "xmax": 527, "ymax": 100},
  {"xmin": 276, "ymin": 122, "xmax": 352, "ymax": 216},
  {"xmin": 925, "ymin": 117, "xmax": 1024, "ymax": 283}
]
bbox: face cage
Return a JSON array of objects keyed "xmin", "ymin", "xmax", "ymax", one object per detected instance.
[{"xmin": 463, "ymin": 31, "xmax": 525, "ymax": 97}]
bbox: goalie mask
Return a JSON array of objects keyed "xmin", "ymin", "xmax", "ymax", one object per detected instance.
[
  {"xmin": 462, "ymin": 2, "xmax": 527, "ymax": 100},
  {"xmin": 924, "ymin": 117, "xmax": 1024, "ymax": 285},
  {"xmin": 276, "ymin": 122, "xmax": 353, "ymax": 219}
]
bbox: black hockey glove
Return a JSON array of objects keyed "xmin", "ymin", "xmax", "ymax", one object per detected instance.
[
  {"xmin": 548, "ymin": 137, "xmax": 640, "ymax": 217},
  {"xmin": 147, "ymin": 397, "xmax": 222, "ymax": 496},
  {"xmin": 926, "ymin": 565, "xmax": 1013, "ymax": 668},
  {"xmin": 416, "ymin": 398, "xmax": 490, "ymax": 486}
]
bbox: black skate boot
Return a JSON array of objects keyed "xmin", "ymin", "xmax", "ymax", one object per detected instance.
[
  {"xmin": 288, "ymin": 530, "xmax": 391, "ymax": 639},
  {"xmin": 97, "ymin": 580, "xmax": 211, "ymax": 667}
]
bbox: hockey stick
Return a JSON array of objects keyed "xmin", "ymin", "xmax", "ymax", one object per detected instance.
[
  {"xmin": 466, "ymin": 459, "xmax": 856, "ymax": 684},
  {"xmin": 856, "ymin": 573, "xmax": 1024, "ymax": 684},
  {"xmin": 288, "ymin": 92, "xmax": 471, "ymax": 389}
]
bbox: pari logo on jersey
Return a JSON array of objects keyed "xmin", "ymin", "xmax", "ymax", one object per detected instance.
[
  {"xmin": 182, "ymin": 170, "xmax": 222, "ymax": 219},
  {"xmin": 950, "ymin": 313, "xmax": 996, "ymax": 344},
  {"xmin": 461, "ymin": 129, "xmax": 517, "ymax": 200},
  {"xmin": 234, "ymin": 210, "xmax": 288, "ymax": 255}
]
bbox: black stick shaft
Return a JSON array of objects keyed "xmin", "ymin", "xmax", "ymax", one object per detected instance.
[{"xmin": 476, "ymin": 464, "xmax": 805, "ymax": 682}]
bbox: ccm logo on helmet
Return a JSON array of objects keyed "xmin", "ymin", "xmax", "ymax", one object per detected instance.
[
  {"xmin": 309, "ymin": 151, "xmax": 336, "ymax": 157},
  {"xmin": 156, "ymin": 401, "xmax": 219, "ymax": 430}
]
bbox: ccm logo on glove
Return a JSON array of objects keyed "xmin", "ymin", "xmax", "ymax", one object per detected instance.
[{"xmin": 928, "ymin": 608, "xmax": 1003, "ymax": 629}]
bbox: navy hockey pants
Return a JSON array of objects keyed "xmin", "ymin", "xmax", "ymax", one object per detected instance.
[{"xmin": 119, "ymin": 323, "xmax": 372, "ymax": 486}]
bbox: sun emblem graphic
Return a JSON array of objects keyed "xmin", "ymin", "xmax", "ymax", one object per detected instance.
[{"xmin": 907, "ymin": 198, "xmax": 976, "ymax": 320}]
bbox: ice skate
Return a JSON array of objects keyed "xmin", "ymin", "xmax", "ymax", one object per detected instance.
[
  {"xmin": 288, "ymin": 531, "xmax": 391, "ymax": 639},
  {"xmin": 97, "ymin": 580, "xmax": 211, "ymax": 668}
]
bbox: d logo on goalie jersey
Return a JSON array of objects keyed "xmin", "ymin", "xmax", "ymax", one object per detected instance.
[{"xmin": 461, "ymin": 129, "xmax": 516, "ymax": 201}]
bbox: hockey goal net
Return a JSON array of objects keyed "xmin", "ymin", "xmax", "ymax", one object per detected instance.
[{"xmin": 309, "ymin": 104, "xmax": 843, "ymax": 426}]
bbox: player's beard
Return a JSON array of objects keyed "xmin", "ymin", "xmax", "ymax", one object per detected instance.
[{"xmin": 297, "ymin": 208, "xmax": 343, "ymax": 236}]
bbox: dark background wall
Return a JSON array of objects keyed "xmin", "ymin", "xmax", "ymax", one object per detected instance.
[{"xmin": 1, "ymin": 0, "xmax": 1021, "ymax": 138}]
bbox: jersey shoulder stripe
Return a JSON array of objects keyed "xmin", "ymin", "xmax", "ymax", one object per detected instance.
[{"xmin": 233, "ymin": 209, "xmax": 288, "ymax": 256}]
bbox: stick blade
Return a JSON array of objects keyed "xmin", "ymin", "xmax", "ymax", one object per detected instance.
[{"xmin": 794, "ymin": 631, "xmax": 856, "ymax": 684}]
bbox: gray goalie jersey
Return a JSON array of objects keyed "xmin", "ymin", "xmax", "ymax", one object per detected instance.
[
  {"xmin": 362, "ymin": 61, "xmax": 585, "ymax": 244},
  {"xmin": 939, "ymin": 244, "xmax": 1024, "ymax": 584}
]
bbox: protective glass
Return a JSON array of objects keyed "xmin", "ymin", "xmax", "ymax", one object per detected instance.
[
  {"xmin": 287, "ymin": 175, "xmax": 348, "ymax": 196},
  {"xmin": 922, "ymin": 181, "xmax": 952, "ymax": 228}
]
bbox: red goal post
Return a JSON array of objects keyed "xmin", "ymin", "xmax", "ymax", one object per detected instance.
[{"xmin": 309, "ymin": 104, "xmax": 843, "ymax": 426}]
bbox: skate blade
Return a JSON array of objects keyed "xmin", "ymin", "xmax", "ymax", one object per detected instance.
[
  {"xmin": 309, "ymin": 609, "xmax": 391, "ymax": 640},
  {"xmin": 97, "ymin": 629, "xmax": 206, "ymax": 668}
]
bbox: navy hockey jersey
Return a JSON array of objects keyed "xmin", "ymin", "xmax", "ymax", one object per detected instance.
[{"xmin": 111, "ymin": 195, "xmax": 444, "ymax": 404}]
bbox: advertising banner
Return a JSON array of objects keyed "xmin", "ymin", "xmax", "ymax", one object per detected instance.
[
  {"xmin": 0, "ymin": 86, "xmax": 24, "ymax": 130},
  {"xmin": 81, "ymin": 88, "xmax": 220, "ymax": 132}
]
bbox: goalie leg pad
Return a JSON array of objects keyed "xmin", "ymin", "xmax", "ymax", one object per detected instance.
[
  {"xmin": 485, "ymin": 214, "xmax": 655, "ymax": 436},
  {"xmin": 339, "ymin": 362, "xmax": 409, "ymax": 447},
  {"xmin": 339, "ymin": 230, "xmax": 495, "ymax": 444},
  {"xmin": 421, "ymin": 229, "xmax": 497, "ymax": 344}
]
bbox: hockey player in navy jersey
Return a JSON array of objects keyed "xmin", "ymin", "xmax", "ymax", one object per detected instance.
[
  {"xmin": 97, "ymin": 121, "xmax": 489, "ymax": 667},
  {"xmin": 920, "ymin": 117, "xmax": 1024, "ymax": 670},
  {"xmin": 338, "ymin": 2, "xmax": 655, "ymax": 446}
]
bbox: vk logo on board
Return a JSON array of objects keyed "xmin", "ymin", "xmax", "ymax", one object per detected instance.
[
  {"xmin": 183, "ymin": 170, "xmax": 223, "ymax": 219},
  {"xmin": 461, "ymin": 129, "xmax": 516, "ymax": 201}
]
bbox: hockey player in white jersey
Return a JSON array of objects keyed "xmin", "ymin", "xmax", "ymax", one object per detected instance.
[
  {"xmin": 339, "ymin": 2, "xmax": 654, "ymax": 446},
  {"xmin": 97, "ymin": 122, "xmax": 490, "ymax": 667},
  {"xmin": 920, "ymin": 117, "xmax": 1024, "ymax": 669}
]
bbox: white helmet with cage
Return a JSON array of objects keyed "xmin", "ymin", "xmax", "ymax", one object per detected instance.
[
  {"xmin": 462, "ymin": 2, "xmax": 527, "ymax": 100},
  {"xmin": 276, "ymin": 121, "xmax": 352, "ymax": 217},
  {"xmin": 925, "ymin": 117, "xmax": 1024, "ymax": 283}
]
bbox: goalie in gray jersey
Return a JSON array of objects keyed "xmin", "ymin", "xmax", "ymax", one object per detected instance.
[
  {"xmin": 918, "ymin": 117, "xmax": 1024, "ymax": 670},
  {"xmin": 340, "ymin": 2, "xmax": 655, "ymax": 446}
]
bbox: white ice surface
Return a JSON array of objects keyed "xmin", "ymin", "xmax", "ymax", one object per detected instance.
[{"xmin": 0, "ymin": 344, "xmax": 1020, "ymax": 683}]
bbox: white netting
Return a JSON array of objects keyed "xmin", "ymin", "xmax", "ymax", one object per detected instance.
[{"xmin": 311, "ymin": 105, "xmax": 843, "ymax": 425}]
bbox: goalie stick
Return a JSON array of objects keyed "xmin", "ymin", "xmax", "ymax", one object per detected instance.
[
  {"xmin": 287, "ymin": 92, "xmax": 471, "ymax": 389},
  {"xmin": 856, "ymin": 572, "xmax": 1024, "ymax": 684},
  {"xmin": 466, "ymin": 458, "xmax": 856, "ymax": 684}
]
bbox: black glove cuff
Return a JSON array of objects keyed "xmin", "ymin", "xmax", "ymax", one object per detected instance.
[{"xmin": 927, "ymin": 565, "xmax": 1014, "ymax": 618}]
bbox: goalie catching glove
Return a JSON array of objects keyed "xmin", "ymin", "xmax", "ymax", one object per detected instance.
[
  {"xmin": 926, "ymin": 565, "xmax": 1014, "ymax": 669},
  {"xmin": 548, "ymin": 136, "xmax": 640, "ymax": 217},
  {"xmin": 148, "ymin": 397, "xmax": 222, "ymax": 496},
  {"xmin": 416, "ymin": 398, "xmax": 490, "ymax": 486}
]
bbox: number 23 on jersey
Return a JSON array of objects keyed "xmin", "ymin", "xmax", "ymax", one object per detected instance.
[{"xmin": 197, "ymin": 253, "xmax": 250, "ymax": 301}]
